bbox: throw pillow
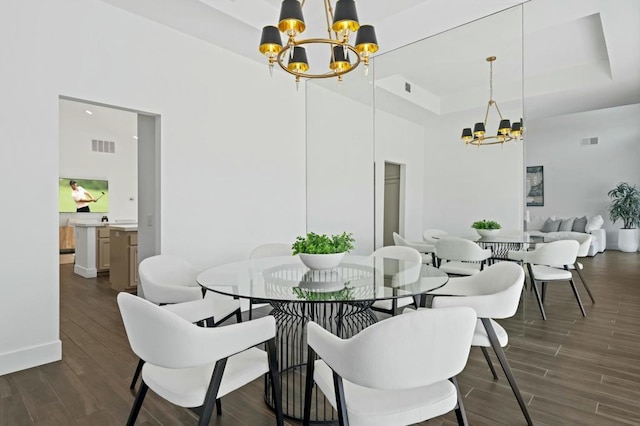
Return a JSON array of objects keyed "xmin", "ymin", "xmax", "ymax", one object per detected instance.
[
  {"xmin": 585, "ymin": 215, "xmax": 604, "ymax": 233},
  {"xmin": 559, "ymin": 217, "xmax": 575, "ymax": 232},
  {"xmin": 541, "ymin": 218, "xmax": 562, "ymax": 232},
  {"xmin": 573, "ymin": 216, "xmax": 587, "ymax": 233}
]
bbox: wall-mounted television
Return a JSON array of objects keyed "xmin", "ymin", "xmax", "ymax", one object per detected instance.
[{"xmin": 59, "ymin": 178, "xmax": 109, "ymax": 213}]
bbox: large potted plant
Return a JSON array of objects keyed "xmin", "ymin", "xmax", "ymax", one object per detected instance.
[
  {"xmin": 608, "ymin": 182, "xmax": 640, "ymax": 252},
  {"xmin": 292, "ymin": 232, "xmax": 355, "ymax": 270},
  {"xmin": 471, "ymin": 219, "xmax": 502, "ymax": 237}
]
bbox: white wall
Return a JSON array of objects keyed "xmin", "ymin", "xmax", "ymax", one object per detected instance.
[
  {"xmin": 0, "ymin": 0, "xmax": 306, "ymax": 375},
  {"xmin": 375, "ymin": 111, "xmax": 425, "ymax": 244},
  {"xmin": 423, "ymin": 108, "xmax": 525, "ymax": 235},
  {"xmin": 525, "ymin": 104, "xmax": 640, "ymax": 249},
  {"xmin": 306, "ymin": 83, "xmax": 374, "ymax": 255},
  {"xmin": 59, "ymin": 99, "xmax": 138, "ymax": 225}
]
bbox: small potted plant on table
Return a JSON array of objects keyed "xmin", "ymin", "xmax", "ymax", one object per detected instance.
[
  {"xmin": 472, "ymin": 219, "xmax": 502, "ymax": 237},
  {"xmin": 292, "ymin": 232, "xmax": 355, "ymax": 270}
]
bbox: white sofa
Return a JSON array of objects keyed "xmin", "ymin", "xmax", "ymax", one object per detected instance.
[{"xmin": 527, "ymin": 215, "xmax": 606, "ymax": 256}]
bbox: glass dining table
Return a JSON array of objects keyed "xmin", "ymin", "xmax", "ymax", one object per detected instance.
[
  {"xmin": 434, "ymin": 232, "xmax": 544, "ymax": 261},
  {"xmin": 197, "ymin": 255, "xmax": 448, "ymax": 423}
]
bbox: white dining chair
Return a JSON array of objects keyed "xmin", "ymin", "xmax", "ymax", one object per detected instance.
[
  {"xmin": 302, "ymin": 307, "xmax": 477, "ymax": 426},
  {"xmin": 131, "ymin": 254, "xmax": 241, "ymax": 389},
  {"xmin": 435, "ymin": 237, "xmax": 492, "ymax": 275},
  {"xmin": 117, "ymin": 293, "xmax": 283, "ymax": 426},
  {"xmin": 508, "ymin": 239, "xmax": 584, "ymax": 320},
  {"xmin": 542, "ymin": 232, "xmax": 596, "ymax": 304},
  {"xmin": 369, "ymin": 245, "xmax": 423, "ymax": 316},
  {"xmin": 415, "ymin": 262, "xmax": 533, "ymax": 426},
  {"xmin": 392, "ymin": 232, "xmax": 436, "ymax": 265},
  {"xmin": 423, "ymin": 228, "xmax": 448, "ymax": 244}
]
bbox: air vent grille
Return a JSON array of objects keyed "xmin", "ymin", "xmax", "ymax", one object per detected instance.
[
  {"xmin": 580, "ymin": 137, "xmax": 598, "ymax": 146},
  {"xmin": 405, "ymin": 82, "xmax": 411, "ymax": 93},
  {"xmin": 92, "ymin": 139, "xmax": 116, "ymax": 154}
]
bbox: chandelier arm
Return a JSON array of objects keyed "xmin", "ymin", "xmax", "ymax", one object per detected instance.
[
  {"xmin": 493, "ymin": 100, "xmax": 505, "ymax": 120},
  {"xmin": 483, "ymin": 101, "xmax": 492, "ymax": 126}
]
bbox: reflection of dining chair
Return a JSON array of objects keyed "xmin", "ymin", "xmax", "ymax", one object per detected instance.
[
  {"xmin": 422, "ymin": 228, "xmax": 448, "ymax": 244},
  {"xmin": 117, "ymin": 293, "xmax": 283, "ymax": 426},
  {"xmin": 248, "ymin": 243, "xmax": 293, "ymax": 319},
  {"xmin": 131, "ymin": 255, "xmax": 241, "ymax": 389},
  {"xmin": 508, "ymin": 240, "xmax": 584, "ymax": 320},
  {"xmin": 542, "ymin": 232, "xmax": 596, "ymax": 304},
  {"xmin": 370, "ymin": 245, "xmax": 422, "ymax": 316},
  {"xmin": 424, "ymin": 262, "xmax": 533, "ymax": 426},
  {"xmin": 302, "ymin": 307, "xmax": 476, "ymax": 426},
  {"xmin": 435, "ymin": 237, "xmax": 492, "ymax": 275},
  {"xmin": 392, "ymin": 232, "xmax": 436, "ymax": 265}
]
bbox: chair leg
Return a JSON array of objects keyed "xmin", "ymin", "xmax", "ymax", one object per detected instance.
[
  {"xmin": 198, "ymin": 358, "xmax": 227, "ymax": 426},
  {"xmin": 215, "ymin": 399, "xmax": 222, "ymax": 416},
  {"xmin": 568, "ymin": 278, "xmax": 587, "ymax": 317},
  {"xmin": 575, "ymin": 263, "xmax": 596, "ymax": 303},
  {"xmin": 267, "ymin": 338, "xmax": 284, "ymax": 426},
  {"xmin": 249, "ymin": 298, "xmax": 254, "ymax": 320},
  {"xmin": 126, "ymin": 381, "xmax": 149, "ymax": 426},
  {"xmin": 333, "ymin": 372, "xmax": 349, "ymax": 426},
  {"xmin": 129, "ymin": 359, "xmax": 145, "ymax": 390},
  {"xmin": 531, "ymin": 280, "xmax": 547, "ymax": 320},
  {"xmin": 481, "ymin": 318, "xmax": 534, "ymax": 426},
  {"xmin": 235, "ymin": 308, "xmax": 243, "ymax": 323},
  {"xmin": 450, "ymin": 376, "xmax": 468, "ymax": 426},
  {"xmin": 303, "ymin": 347, "xmax": 316, "ymax": 426},
  {"xmin": 480, "ymin": 347, "xmax": 498, "ymax": 380},
  {"xmin": 541, "ymin": 282, "xmax": 547, "ymax": 304}
]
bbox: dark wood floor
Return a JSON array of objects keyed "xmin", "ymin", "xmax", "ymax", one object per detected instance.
[{"xmin": 1, "ymin": 251, "xmax": 639, "ymax": 425}]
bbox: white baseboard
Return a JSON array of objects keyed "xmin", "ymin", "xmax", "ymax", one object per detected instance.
[
  {"xmin": 0, "ymin": 340, "xmax": 62, "ymax": 376},
  {"xmin": 73, "ymin": 264, "xmax": 97, "ymax": 278}
]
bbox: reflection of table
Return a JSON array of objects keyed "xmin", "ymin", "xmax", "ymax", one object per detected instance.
[
  {"xmin": 434, "ymin": 234, "xmax": 543, "ymax": 261},
  {"xmin": 197, "ymin": 255, "xmax": 448, "ymax": 423}
]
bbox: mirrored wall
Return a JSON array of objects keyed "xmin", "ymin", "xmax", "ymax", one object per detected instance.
[{"xmin": 306, "ymin": 0, "xmax": 639, "ymax": 252}]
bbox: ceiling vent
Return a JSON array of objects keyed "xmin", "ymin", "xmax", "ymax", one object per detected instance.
[
  {"xmin": 92, "ymin": 139, "xmax": 116, "ymax": 154},
  {"xmin": 405, "ymin": 82, "xmax": 411, "ymax": 93},
  {"xmin": 580, "ymin": 137, "xmax": 598, "ymax": 146}
]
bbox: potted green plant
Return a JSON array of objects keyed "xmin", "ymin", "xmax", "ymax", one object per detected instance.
[
  {"xmin": 608, "ymin": 182, "xmax": 640, "ymax": 252},
  {"xmin": 292, "ymin": 232, "xmax": 355, "ymax": 270},
  {"xmin": 471, "ymin": 219, "xmax": 502, "ymax": 237}
]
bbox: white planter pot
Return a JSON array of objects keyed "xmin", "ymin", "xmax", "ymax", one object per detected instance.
[
  {"xmin": 475, "ymin": 229, "xmax": 501, "ymax": 238},
  {"xmin": 298, "ymin": 252, "xmax": 345, "ymax": 270},
  {"xmin": 618, "ymin": 228, "xmax": 639, "ymax": 252}
]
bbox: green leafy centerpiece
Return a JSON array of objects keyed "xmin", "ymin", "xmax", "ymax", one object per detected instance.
[
  {"xmin": 471, "ymin": 219, "xmax": 502, "ymax": 237},
  {"xmin": 292, "ymin": 232, "xmax": 355, "ymax": 270}
]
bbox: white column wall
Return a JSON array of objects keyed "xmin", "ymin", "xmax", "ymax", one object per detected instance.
[
  {"xmin": 0, "ymin": 0, "xmax": 306, "ymax": 375},
  {"xmin": 306, "ymin": 84, "xmax": 374, "ymax": 255},
  {"xmin": 525, "ymin": 104, "xmax": 640, "ymax": 249},
  {"xmin": 423, "ymin": 110, "xmax": 525, "ymax": 235}
]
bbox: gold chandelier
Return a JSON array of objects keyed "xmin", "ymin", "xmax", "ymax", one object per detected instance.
[
  {"xmin": 259, "ymin": 0, "xmax": 378, "ymax": 86},
  {"xmin": 461, "ymin": 56, "xmax": 523, "ymax": 146}
]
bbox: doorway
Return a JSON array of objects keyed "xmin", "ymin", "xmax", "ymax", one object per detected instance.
[
  {"xmin": 383, "ymin": 162, "xmax": 402, "ymax": 246},
  {"xmin": 58, "ymin": 97, "xmax": 161, "ymax": 292}
]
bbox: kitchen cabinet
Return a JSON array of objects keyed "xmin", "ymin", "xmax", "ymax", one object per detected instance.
[{"xmin": 110, "ymin": 225, "xmax": 138, "ymax": 292}]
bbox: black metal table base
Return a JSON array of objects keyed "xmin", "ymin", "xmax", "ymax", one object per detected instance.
[{"xmin": 264, "ymin": 301, "xmax": 377, "ymax": 423}]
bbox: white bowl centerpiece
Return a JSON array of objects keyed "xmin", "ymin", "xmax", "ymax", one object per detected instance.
[
  {"xmin": 292, "ymin": 232, "xmax": 355, "ymax": 270},
  {"xmin": 471, "ymin": 219, "xmax": 501, "ymax": 238}
]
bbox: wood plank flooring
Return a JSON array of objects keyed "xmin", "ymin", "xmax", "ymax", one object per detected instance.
[{"xmin": 1, "ymin": 251, "xmax": 638, "ymax": 425}]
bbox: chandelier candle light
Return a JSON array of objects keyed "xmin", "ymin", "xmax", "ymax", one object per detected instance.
[
  {"xmin": 259, "ymin": 0, "xmax": 378, "ymax": 87},
  {"xmin": 461, "ymin": 56, "xmax": 523, "ymax": 146}
]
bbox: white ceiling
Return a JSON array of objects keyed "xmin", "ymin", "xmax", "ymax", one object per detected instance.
[{"xmin": 99, "ymin": 0, "xmax": 640, "ymax": 122}]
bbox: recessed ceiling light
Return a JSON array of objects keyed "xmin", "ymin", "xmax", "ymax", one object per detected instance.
[{"xmin": 85, "ymin": 110, "xmax": 93, "ymax": 115}]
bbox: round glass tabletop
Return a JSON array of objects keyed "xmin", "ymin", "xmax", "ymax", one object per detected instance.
[{"xmin": 197, "ymin": 255, "xmax": 448, "ymax": 303}]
